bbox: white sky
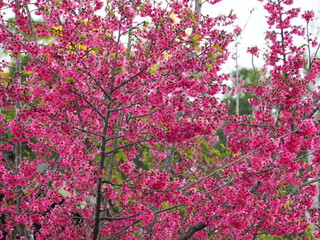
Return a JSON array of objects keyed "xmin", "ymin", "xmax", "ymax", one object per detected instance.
[{"xmin": 209, "ymin": 0, "xmax": 320, "ymax": 72}]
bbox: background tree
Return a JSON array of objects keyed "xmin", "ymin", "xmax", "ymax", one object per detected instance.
[{"xmin": 227, "ymin": 67, "xmax": 257, "ymax": 116}]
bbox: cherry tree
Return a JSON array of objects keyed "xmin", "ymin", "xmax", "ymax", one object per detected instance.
[{"xmin": 0, "ymin": 0, "xmax": 319, "ymax": 239}]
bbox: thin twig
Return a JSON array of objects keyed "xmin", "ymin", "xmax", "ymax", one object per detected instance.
[
  {"xmin": 205, "ymin": 181, "xmax": 233, "ymax": 195},
  {"xmin": 107, "ymin": 107, "xmax": 123, "ymax": 181},
  {"xmin": 178, "ymin": 222, "xmax": 207, "ymax": 240},
  {"xmin": 290, "ymin": 178, "xmax": 320, "ymax": 195},
  {"xmin": 100, "ymin": 212, "xmax": 141, "ymax": 221},
  {"xmin": 112, "ymin": 66, "xmax": 148, "ymax": 92},
  {"xmin": 105, "ymin": 137, "xmax": 157, "ymax": 155},
  {"xmin": 293, "ymin": 147, "xmax": 320, "ymax": 161},
  {"xmin": 153, "ymin": 204, "xmax": 184, "ymax": 214},
  {"xmin": 105, "ymin": 220, "xmax": 142, "ymax": 240},
  {"xmin": 180, "ymin": 129, "xmax": 299, "ymax": 191},
  {"xmin": 72, "ymin": 88, "xmax": 105, "ymax": 120}
]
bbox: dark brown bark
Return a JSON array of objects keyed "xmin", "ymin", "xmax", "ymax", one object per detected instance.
[{"xmin": 178, "ymin": 222, "xmax": 207, "ymax": 240}]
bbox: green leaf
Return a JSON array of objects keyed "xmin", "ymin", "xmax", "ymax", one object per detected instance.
[
  {"xmin": 78, "ymin": 35, "xmax": 89, "ymax": 39},
  {"xmin": 161, "ymin": 201, "xmax": 170, "ymax": 209},
  {"xmin": 115, "ymin": 150, "xmax": 128, "ymax": 161},
  {"xmin": 1, "ymin": 110, "xmax": 16, "ymax": 121},
  {"xmin": 190, "ymin": 17, "xmax": 197, "ymax": 23},
  {"xmin": 203, "ymin": 154, "xmax": 213, "ymax": 164},
  {"xmin": 115, "ymin": 177, "xmax": 124, "ymax": 184},
  {"xmin": 54, "ymin": 0, "xmax": 62, "ymax": 7},
  {"xmin": 193, "ymin": 34, "xmax": 201, "ymax": 41},
  {"xmin": 207, "ymin": 52, "xmax": 215, "ymax": 59},
  {"xmin": 207, "ymin": 64, "xmax": 213, "ymax": 70},
  {"xmin": 213, "ymin": 149, "xmax": 221, "ymax": 155},
  {"xmin": 148, "ymin": 64, "xmax": 160, "ymax": 74},
  {"xmin": 213, "ymin": 45, "xmax": 224, "ymax": 53}
]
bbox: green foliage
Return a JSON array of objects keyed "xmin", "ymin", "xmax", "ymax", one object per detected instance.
[
  {"xmin": 259, "ymin": 225, "xmax": 316, "ymax": 240},
  {"xmin": 214, "ymin": 128, "xmax": 227, "ymax": 150},
  {"xmin": 226, "ymin": 91, "xmax": 254, "ymax": 115},
  {"xmin": 214, "ymin": 68, "xmax": 257, "ymax": 150},
  {"xmin": 225, "ymin": 68, "xmax": 258, "ymax": 116},
  {"xmin": 1, "ymin": 109, "xmax": 16, "ymax": 121},
  {"xmin": 8, "ymin": 54, "xmax": 32, "ymax": 83}
]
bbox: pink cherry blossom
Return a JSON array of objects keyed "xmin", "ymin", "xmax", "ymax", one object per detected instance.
[{"xmin": 0, "ymin": 0, "xmax": 319, "ymax": 239}]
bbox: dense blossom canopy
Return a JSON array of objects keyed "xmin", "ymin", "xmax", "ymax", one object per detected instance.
[{"xmin": 0, "ymin": 0, "xmax": 319, "ymax": 239}]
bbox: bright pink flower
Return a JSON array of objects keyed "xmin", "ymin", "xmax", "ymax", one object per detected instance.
[
  {"xmin": 119, "ymin": 161, "xmax": 136, "ymax": 175},
  {"xmin": 302, "ymin": 10, "xmax": 314, "ymax": 22},
  {"xmin": 247, "ymin": 46, "xmax": 259, "ymax": 57},
  {"xmin": 234, "ymin": 26, "xmax": 242, "ymax": 36}
]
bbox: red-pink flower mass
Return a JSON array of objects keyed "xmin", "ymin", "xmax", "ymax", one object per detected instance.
[
  {"xmin": 0, "ymin": 0, "xmax": 319, "ymax": 239},
  {"xmin": 302, "ymin": 10, "xmax": 315, "ymax": 22}
]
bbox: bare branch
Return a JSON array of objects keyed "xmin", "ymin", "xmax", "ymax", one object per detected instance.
[
  {"xmin": 107, "ymin": 102, "xmax": 141, "ymax": 113},
  {"xmin": 72, "ymin": 88, "xmax": 105, "ymax": 120},
  {"xmin": 105, "ymin": 137, "xmax": 157, "ymax": 155},
  {"xmin": 105, "ymin": 220, "xmax": 142, "ymax": 240},
  {"xmin": 80, "ymin": 65, "xmax": 112, "ymax": 100},
  {"xmin": 164, "ymin": 144, "xmax": 175, "ymax": 172},
  {"xmin": 72, "ymin": 126, "xmax": 105, "ymax": 138},
  {"xmin": 249, "ymin": 181, "xmax": 262, "ymax": 194},
  {"xmin": 77, "ymin": 89, "xmax": 110, "ymax": 106},
  {"xmin": 107, "ymin": 108, "xmax": 123, "ymax": 181},
  {"xmin": 307, "ymin": 106, "xmax": 319, "ymax": 119},
  {"xmin": 101, "ymin": 180, "xmax": 122, "ymax": 186},
  {"xmin": 23, "ymin": 2, "xmax": 37, "ymax": 43},
  {"xmin": 178, "ymin": 222, "xmax": 207, "ymax": 240},
  {"xmin": 92, "ymin": 104, "xmax": 112, "ymax": 240},
  {"xmin": 153, "ymin": 203, "xmax": 184, "ymax": 214},
  {"xmin": 112, "ymin": 66, "xmax": 148, "ymax": 92},
  {"xmin": 293, "ymin": 147, "xmax": 320, "ymax": 161},
  {"xmin": 290, "ymin": 178, "xmax": 320, "ymax": 195},
  {"xmin": 180, "ymin": 129, "xmax": 299, "ymax": 191},
  {"xmin": 100, "ymin": 212, "xmax": 141, "ymax": 221},
  {"xmin": 205, "ymin": 181, "xmax": 233, "ymax": 195}
]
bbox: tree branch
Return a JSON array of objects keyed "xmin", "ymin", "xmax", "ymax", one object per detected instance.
[
  {"xmin": 105, "ymin": 220, "xmax": 142, "ymax": 240},
  {"xmin": 290, "ymin": 178, "xmax": 320, "ymax": 195},
  {"xmin": 100, "ymin": 212, "xmax": 141, "ymax": 221},
  {"xmin": 153, "ymin": 203, "xmax": 184, "ymax": 214},
  {"xmin": 72, "ymin": 88, "xmax": 105, "ymax": 120},
  {"xmin": 92, "ymin": 103, "xmax": 112, "ymax": 240},
  {"xmin": 249, "ymin": 181, "xmax": 262, "ymax": 194},
  {"xmin": 293, "ymin": 147, "xmax": 320, "ymax": 161},
  {"xmin": 178, "ymin": 222, "xmax": 207, "ymax": 240},
  {"xmin": 112, "ymin": 66, "xmax": 148, "ymax": 92},
  {"xmin": 23, "ymin": 2, "xmax": 37, "ymax": 43},
  {"xmin": 205, "ymin": 181, "xmax": 233, "ymax": 195},
  {"xmin": 105, "ymin": 137, "xmax": 157, "ymax": 155},
  {"xmin": 180, "ymin": 129, "xmax": 299, "ymax": 191},
  {"xmin": 164, "ymin": 144, "xmax": 175, "ymax": 172},
  {"xmin": 107, "ymin": 108, "xmax": 123, "ymax": 181}
]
